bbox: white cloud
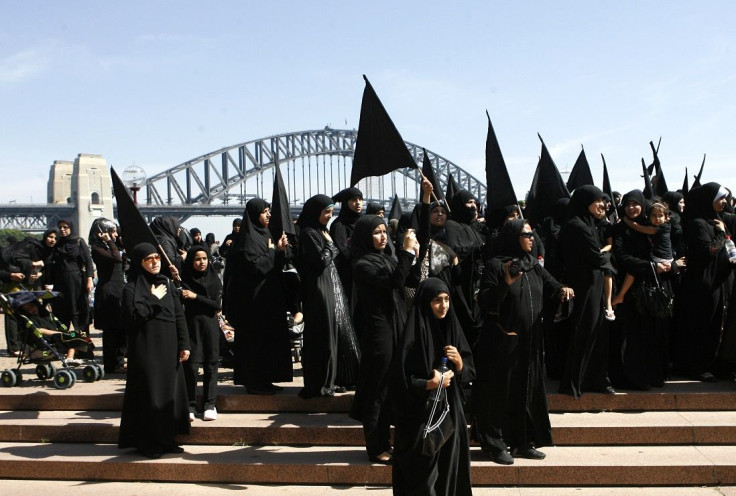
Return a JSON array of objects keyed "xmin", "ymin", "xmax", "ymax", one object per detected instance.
[{"xmin": 0, "ymin": 48, "xmax": 50, "ymax": 83}]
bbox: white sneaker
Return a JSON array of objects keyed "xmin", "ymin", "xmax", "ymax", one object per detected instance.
[
  {"xmin": 189, "ymin": 412, "xmax": 195, "ymax": 422},
  {"xmin": 203, "ymin": 408, "xmax": 217, "ymax": 421}
]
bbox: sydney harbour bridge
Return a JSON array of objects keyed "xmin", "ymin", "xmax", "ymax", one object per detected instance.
[{"xmin": 0, "ymin": 127, "xmax": 486, "ymax": 232}]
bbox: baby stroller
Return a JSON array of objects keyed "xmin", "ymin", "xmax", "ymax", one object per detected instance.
[
  {"xmin": 0, "ymin": 290, "xmax": 103, "ymax": 389},
  {"xmin": 287, "ymin": 312, "xmax": 304, "ymax": 363}
]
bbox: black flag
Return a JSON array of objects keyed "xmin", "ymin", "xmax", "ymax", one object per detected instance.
[
  {"xmin": 642, "ymin": 158, "xmax": 654, "ymax": 200},
  {"xmin": 110, "ymin": 166, "xmax": 159, "ymax": 251},
  {"xmin": 525, "ymin": 134, "xmax": 570, "ymax": 227},
  {"xmin": 269, "ymin": 160, "xmax": 296, "ymax": 243},
  {"xmin": 484, "ymin": 111, "xmax": 517, "ymax": 212},
  {"xmin": 422, "ymin": 149, "xmax": 447, "ymax": 206},
  {"xmin": 351, "ymin": 75, "xmax": 417, "ymax": 186},
  {"xmin": 693, "ymin": 154, "xmax": 705, "ymax": 189},
  {"xmin": 388, "ymin": 193, "xmax": 403, "ymax": 221},
  {"xmin": 566, "ymin": 146, "xmax": 595, "ymax": 191},
  {"xmin": 601, "ymin": 154, "xmax": 617, "ymax": 222},
  {"xmin": 682, "ymin": 167, "xmax": 689, "ymax": 197},
  {"xmin": 649, "ymin": 141, "xmax": 668, "ymax": 197},
  {"xmin": 445, "ymin": 173, "xmax": 461, "ymax": 207}
]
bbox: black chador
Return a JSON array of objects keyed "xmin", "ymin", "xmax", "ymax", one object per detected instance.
[
  {"xmin": 392, "ymin": 278, "xmax": 475, "ymax": 496},
  {"xmin": 227, "ymin": 198, "xmax": 293, "ymax": 393},
  {"xmin": 350, "ymin": 215, "xmax": 415, "ymax": 462},
  {"xmin": 118, "ymin": 243, "xmax": 190, "ymax": 458}
]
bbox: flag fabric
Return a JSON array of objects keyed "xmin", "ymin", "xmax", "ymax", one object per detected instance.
[
  {"xmin": 484, "ymin": 111, "xmax": 517, "ymax": 212},
  {"xmin": 110, "ymin": 167, "xmax": 159, "ymax": 251},
  {"xmin": 524, "ymin": 134, "xmax": 570, "ymax": 227},
  {"xmin": 642, "ymin": 158, "xmax": 654, "ymax": 200},
  {"xmin": 388, "ymin": 193, "xmax": 403, "ymax": 221},
  {"xmin": 566, "ymin": 147, "xmax": 595, "ymax": 191},
  {"xmin": 445, "ymin": 173, "xmax": 461, "ymax": 207},
  {"xmin": 421, "ymin": 149, "xmax": 447, "ymax": 206},
  {"xmin": 693, "ymin": 154, "xmax": 705, "ymax": 189},
  {"xmin": 350, "ymin": 75, "xmax": 417, "ymax": 186},
  {"xmin": 269, "ymin": 161, "xmax": 296, "ymax": 242},
  {"xmin": 601, "ymin": 154, "xmax": 618, "ymax": 222},
  {"xmin": 682, "ymin": 167, "xmax": 689, "ymax": 197},
  {"xmin": 649, "ymin": 141, "xmax": 668, "ymax": 197}
]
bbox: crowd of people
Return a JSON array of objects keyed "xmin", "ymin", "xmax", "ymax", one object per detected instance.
[{"xmin": 2, "ymin": 174, "xmax": 736, "ymax": 495}]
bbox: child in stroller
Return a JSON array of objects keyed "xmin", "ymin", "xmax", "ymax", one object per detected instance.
[{"xmin": 0, "ymin": 291, "xmax": 100, "ymax": 388}]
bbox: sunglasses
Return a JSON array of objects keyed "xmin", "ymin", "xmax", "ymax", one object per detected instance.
[
  {"xmin": 519, "ymin": 232, "xmax": 534, "ymax": 239},
  {"xmin": 143, "ymin": 254, "xmax": 161, "ymax": 263}
]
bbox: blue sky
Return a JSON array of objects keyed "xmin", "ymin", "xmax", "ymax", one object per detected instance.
[{"xmin": 1, "ymin": 1, "xmax": 734, "ymax": 230}]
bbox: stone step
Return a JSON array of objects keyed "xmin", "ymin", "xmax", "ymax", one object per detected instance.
[
  {"xmin": 0, "ymin": 442, "xmax": 735, "ymax": 486},
  {"xmin": 1, "ymin": 410, "xmax": 735, "ymax": 447},
  {"xmin": 1, "ymin": 378, "xmax": 735, "ymax": 413},
  {"xmin": 2, "ymin": 480, "xmax": 735, "ymax": 496}
]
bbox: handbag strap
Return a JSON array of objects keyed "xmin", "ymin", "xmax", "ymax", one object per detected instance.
[
  {"xmin": 649, "ymin": 262, "xmax": 661, "ymax": 288},
  {"xmin": 423, "ymin": 370, "xmax": 451, "ymax": 438}
]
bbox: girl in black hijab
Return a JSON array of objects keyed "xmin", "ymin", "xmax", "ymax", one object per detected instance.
[
  {"xmin": 226, "ymin": 198, "xmax": 293, "ymax": 394},
  {"xmin": 678, "ymin": 183, "xmax": 733, "ymax": 381},
  {"xmin": 52, "ymin": 219, "xmax": 94, "ymax": 333},
  {"xmin": 330, "ymin": 187, "xmax": 364, "ymax": 304},
  {"xmin": 296, "ymin": 194, "xmax": 354, "ymax": 398},
  {"xmin": 89, "ymin": 218, "xmax": 126, "ymax": 374},
  {"xmin": 350, "ymin": 214, "xmax": 418, "ymax": 464},
  {"xmin": 558, "ymin": 185, "xmax": 613, "ymax": 397},
  {"xmin": 118, "ymin": 243, "xmax": 191, "ymax": 458},
  {"xmin": 392, "ymin": 278, "xmax": 475, "ymax": 496},
  {"xmin": 473, "ymin": 219, "xmax": 573, "ymax": 464},
  {"xmin": 181, "ymin": 246, "xmax": 223, "ymax": 420},
  {"xmin": 150, "ymin": 216, "xmax": 185, "ymax": 277},
  {"xmin": 366, "ymin": 201, "xmax": 385, "ymax": 217}
]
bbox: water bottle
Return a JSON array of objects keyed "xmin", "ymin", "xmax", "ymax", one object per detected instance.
[
  {"xmin": 438, "ymin": 357, "xmax": 449, "ymax": 373},
  {"xmin": 726, "ymin": 236, "xmax": 736, "ymax": 263}
]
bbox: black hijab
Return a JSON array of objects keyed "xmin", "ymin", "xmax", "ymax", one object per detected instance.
[
  {"xmin": 181, "ymin": 246, "xmax": 222, "ymax": 299},
  {"xmin": 620, "ymin": 189, "xmax": 648, "ymax": 222},
  {"xmin": 366, "ymin": 202, "xmax": 384, "ymax": 216},
  {"xmin": 686, "ymin": 182, "xmax": 726, "ymax": 222},
  {"xmin": 56, "ymin": 218, "xmax": 86, "ymax": 259},
  {"xmin": 494, "ymin": 218, "xmax": 538, "ymax": 272},
  {"xmin": 234, "ymin": 198, "xmax": 272, "ymax": 263},
  {"xmin": 350, "ymin": 214, "xmax": 396, "ymax": 262},
  {"xmin": 449, "ymin": 190, "xmax": 478, "ymax": 225},
  {"xmin": 332, "ymin": 187, "xmax": 363, "ymax": 225},
  {"xmin": 150, "ymin": 216, "xmax": 182, "ymax": 247},
  {"xmin": 297, "ymin": 194, "xmax": 334, "ymax": 231},
  {"xmin": 661, "ymin": 191, "xmax": 684, "ymax": 215},
  {"xmin": 130, "ymin": 242, "xmax": 174, "ymax": 323},
  {"xmin": 205, "ymin": 233, "xmax": 217, "ymax": 248},
  {"xmin": 569, "ymin": 185, "xmax": 605, "ymax": 228}
]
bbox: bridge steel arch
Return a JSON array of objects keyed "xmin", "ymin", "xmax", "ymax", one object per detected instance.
[{"xmin": 142, "ymin": 128, "xmax": 486, "ymax": 216}]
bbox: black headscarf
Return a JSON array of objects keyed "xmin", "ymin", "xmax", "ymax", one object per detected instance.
[
  {"xmin": 686, "ymin": 182, "xmax": 726, "ymax": 222},
  {"xmin": 366, "ymin": 202, "xmax": 384, "ymax": 216},
  {"xmin": 332, "ymin": 187, "xmax": 363, "ymax": 225},
  {"xmin": 332, "ymin": 187, "xmax": 363, "ymax": 204},
  {"xmin": 181, "ymin": 246, "xmax": 222, "ymax": 299},
  {"xmin": 150, "ymin": 216, "xmax": 182, "ymax": 248},
  {"xmin": 235, "ymin": 197, "xmax": 272, "ymax": 262},
  {"xmin": 494, "ymin": 218, "xmax": 538, "ymax": 272},
  {"xmin": 56, "ymin": 218, "xmax": 85, "ymax": 259},
  {"xmin": 297, "ymin": 194, "xmax": 334, "ymax": 231},
  {"xmin": 205, "ymin": 233, "xmax": 217, "ymax": 248},
  {"xmin": 130, "ymin": 242, "xmax": 174, "ymax": 322},
  {"xmin": 350, "ymin": 214, "xmax": 396, "ymax": 263},
  {"xmin": 620, "ymin": 189, "xmax": 648, "ymax": 222},
  {"xmin": 661, "ymin": 191, "xmax": 684, "ymax": 215},
  {"xmin": 569, "ymin": 185, "xmax": 605, "ymax": 228},
  {"xmin": 449, "ymin": 190, "xmax": 478, "ymax": 225}
]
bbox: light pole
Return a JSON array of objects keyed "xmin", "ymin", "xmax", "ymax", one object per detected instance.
[{"xmin": 122, "ymin": 165, "xmax": 147, "ymax": 205}]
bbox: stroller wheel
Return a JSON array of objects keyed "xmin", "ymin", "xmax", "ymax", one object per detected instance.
[
  {"xmin": 52, "ymin": 369, "xmax": 74, "ymax": 389},
  {"xmin": 82, "ymin": 365, "xmax": 100, "ymax": 382},
  {"xmin": 69, "ymin": 370, "xmax": 77, "ymax": 387},
  {"xmin": 36, "ymin": 363, "xmax": 54, "ymax": 380},
  {"xmin": 94, "ymin": 363, "xmax": 105, "ymax": 380},
  {"xmin": 1, "ymin": 369, "xmax": 18, "ymax": 387}
]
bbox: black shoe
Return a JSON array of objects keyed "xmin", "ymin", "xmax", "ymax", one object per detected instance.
[
  {"xmin": 599, "ymin": 386, "xmax": 616, "ymax": 395},
  {"xmin": 332, "ymin": 386, "xmax": 347, "ymax": 394},
  {"xmin": 139, "ymin": 449, "xmax": 162, "ymax": 459},
  {"xmin": 512, "ymin": 447, "xmax": 546, "ymax": 460},
  {"xmin": 696, "ymin": 372, "xmax": 717, "ymax": 383},
  {"xmin": 167, "ymin": 445, "xmax": 184, "ymax": 454},
  {"xmin": 488, "ymin": 449, "xmax": 514, "ymax": 465}
]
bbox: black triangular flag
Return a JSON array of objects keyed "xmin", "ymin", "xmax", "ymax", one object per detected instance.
[
  {"xmin": 484, "ymin": 111, "xmax": 517, "ymax": 212},
  {"xmin": 110, "ymin": 167, "xmax": 159, "ymax": 251},
  {"xmin": 351, "ymin": 75, "xmax": 417, "ymax": 186},
  {"xmin": 445, "ymin": 173, "xmax": 461, "ymax": 207},
  {"xmin": 269, "ymin": 159, "xmax": 296, "ymax": 242},
  {"xmin": 693, "ymin": 154, "xmax": 705, "ymax": 189},
  {"xmin": 642, "ymin": 158, "xmax": 654, "ymax": 200},
  {"xmin": 388, "ymin": 193, "xmax": 403, "ymax": 221},
  {"xmin": 566, "ymin": 147, "xmax": 595, "ymax": 191},
  {"xmin": 649, "ymin": 141, "xmax": 668, "ymax": 196},
  {"xmin": 682, "ymin": 167, "xmax": 689, "ymax": 197},
  {"xmin": 525, "ymin": 134, "xmax": 570, "ymax": 227},
  {"xmin": 422, "ymin": 149, "xmax": 447, "ymax": 206}
]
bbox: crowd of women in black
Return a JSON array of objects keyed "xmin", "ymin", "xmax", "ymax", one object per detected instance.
[{"xmin": 3, "ymin": 174, "xmax": 736, "ymax": 495}]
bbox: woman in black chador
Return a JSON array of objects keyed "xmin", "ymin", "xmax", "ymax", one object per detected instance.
[
  {"xmin": 473, "ymin": 219, "xmax": 573, "ymax": 464},
  {"xmin": 330, "ymin": 187, "xmax": 364, "ymax": 303},
  {"xmin": 227, "ymin": 198, "xmax": 293, "ymax": 395},
  {"xmin": 150, "ymin": 216, "xmax": 185, "ymax": 277},
  {"xmin": 88, "ymin": 219, "xmax": 126, "ymax": 374},
  {"xmin": 558, "ymin": 185, "xmax": 613, "ymax": 397},
  {"xmin": 350, "ymin": 214, "xmax": 418, "ymax": 464},
  {"xmin": 53, "ymin": 219, "xmax": 94, "ymax": 332},
  {"xmin": 181, "ymin": 245, "xmax": 223, "ymax": 420},
  {"xmin": 392, "ymin": 278, "xmax": 475, "ymax": 496},
  {"xmin": 296, "ymin": 194, "xmax": 358, "ymax": 398},
  {"xmin": 679, "ymin": 183, "xmax": 734, "ymax": 381},
  {"xmin": 118, "ymin": 243, "xmax": 191, "ymax": 458}
]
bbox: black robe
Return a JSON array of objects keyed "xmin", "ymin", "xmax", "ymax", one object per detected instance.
[
  {"xmin": 228, "ymin": 198, "xmax": 293, "ymax": 388},
  {"xmin": 52, "ymin": 224, "xmax": 94, "ymax": 331},
  {"xmin": 392, "ymin": 278, "xmax": 475, "ymax": 496},
  {"xmin": 350, "ymin": 215, "xmax": 414, "ymax": 459},
  {"xmin": 330, "ymin": 203, "xmax": 361, "ymax": 304},
  {"xmin": 90, "ymin": 237, "xmax": 126, "ymax": 372},
  {"xmin": 473, "ymin": 219, "xmax": 561, "ymax": 452},
  {"xmin": 558, "ymin": 185, "xmax": 611, "ymax": 397},
  {"xmin": 610, "ymin": 194, "xmax": 671, "ymax": 390},
  {"xmin": 118, "ymin": 245, "xmax": 190, "ymax": 455}
]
